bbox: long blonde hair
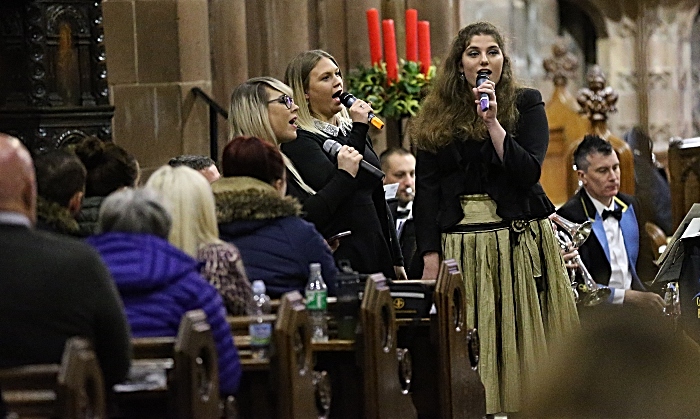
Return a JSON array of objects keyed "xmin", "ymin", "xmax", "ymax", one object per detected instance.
[
  {"xmin": 284, "ymin": 49, "xmax": 352, "ymax": 136},
  {"xmin": 229, "ymin": 76, "xmax": 315, "ymax": 195},
  {"xmin": 145, "ymin": 165, "xmax": 221, "ymax": 257},
  {"xmin": 411, "ymin": 22, "xmax": 520, "ymax": 152}
]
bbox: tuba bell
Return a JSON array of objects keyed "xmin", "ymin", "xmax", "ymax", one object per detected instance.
[{"xmin": 550, "ymin": 213, "xmax": 611, "ymax": 307}]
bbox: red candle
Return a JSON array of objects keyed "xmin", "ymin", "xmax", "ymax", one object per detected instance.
[
  {"xmin": 366, "ymin": 9, "xmax": 382, "ymax": 66},
  {"xmin": 418, "ymin": 20, "xmax": 431, "ymax": 76},
  {"xmin": 405, "ymin": 9, "xmax": 418, "ymax": 62},
  {"xmin": 382, "ymin": 19, "xmax": 398, "ymax": 82}
]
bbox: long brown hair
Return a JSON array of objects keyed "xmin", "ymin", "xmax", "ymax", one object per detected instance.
[{"xmin": 411, "ymin": 22, "xmax": 520, "ymax": 152}]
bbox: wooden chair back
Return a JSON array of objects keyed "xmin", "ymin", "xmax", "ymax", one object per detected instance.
[
  {"xmin": 434, "ymin": 259, "xmax": 486, "ymax": 419},
  {"xmin": 0, "ymin": 337, "xmax": 106, "ymax": 418},
  {"xmin": 645, "ymin": 221, "xmax": 668, "ymax": 264},
  {"xmin": 360, "ymin": 274, "xmax": 417, "ymax": 419},
  {"xmin": 119, "ymin": 309, "xmax": 220, "ymax": 419},
  {"xmin": 668, "ymin": 137, "xmax": 700, "ymax": 230},
  {"xmin": 273, "ymin": 291, "xmax": 323, "ymax": 418}
]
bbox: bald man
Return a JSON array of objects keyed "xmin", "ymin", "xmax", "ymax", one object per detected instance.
[{"xmin": 0, "ymin": 134, "xmax": 131, "ymax": 386}]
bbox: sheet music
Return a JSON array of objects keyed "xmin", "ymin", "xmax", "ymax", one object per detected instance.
[
  {"xmin": 681, "ymin": 218, "xmax": 700, "ymax": 239},
  {"xmin": 653, "ymin": 204, "xmax": 700, "ymax": 285}
]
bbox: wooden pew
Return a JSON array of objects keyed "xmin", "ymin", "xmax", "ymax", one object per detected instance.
[
  {"xmin": 0, "ymin": 337, "xmax": 106, "ymax": 418},
  {"xmin": 434, "ymin": 259, "xmax": 486, "ymax": 418},
  {"xmin": 231, "ymin": 291, "xmax": 330, "ymax": 418},
  {"xmin": 361, "ymin": 274, "xmax": 418, "ymax": 419},
  {"xmin": 113, "ymin": 309, "xmax": 221, "ymax": 419}
]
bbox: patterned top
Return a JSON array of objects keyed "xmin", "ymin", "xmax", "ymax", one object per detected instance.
[{"xmin": 198, "ymin": 242, "xmax": 252, "ymax": 315}]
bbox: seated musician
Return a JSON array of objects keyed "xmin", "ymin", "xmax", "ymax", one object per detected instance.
[
  {"xmin": 556, "ymin": 135, "xmax": 664, "ymax": 310},
  {"xmin": 86, "ymin": 187, "xmax": 242, "ymax": 395}
]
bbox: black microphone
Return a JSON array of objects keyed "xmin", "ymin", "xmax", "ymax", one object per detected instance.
[
  {"xmin": 322, "ymin": 139, "xmax": 385, "ymax": 180},
  {"xmin": 476, "ymin": 70, "xmax": 491, "ymax": 112},
  {"xmin": 334, "ymin": 92, "xmax": 385, "ymax": 130}
]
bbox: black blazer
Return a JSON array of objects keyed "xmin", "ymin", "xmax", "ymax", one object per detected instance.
[
  {"xmin": 414, "ymin": 88, "xmax": 555, "ymax": 256},
  {"xmin": 556, "ymin": 189, "xmax": 646, "ymax": 291},
  {"xmin": 0, "ymin": 223, "xmax": 132, "ymax": 386},
  {"xmin": 281, "ymin": 122, "xmax": 403, "ymax": 278}
]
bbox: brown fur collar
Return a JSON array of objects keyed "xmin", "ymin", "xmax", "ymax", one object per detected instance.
[{"xmin": 211, "ymin": 176, "xmax": 301, "ymax": 223}]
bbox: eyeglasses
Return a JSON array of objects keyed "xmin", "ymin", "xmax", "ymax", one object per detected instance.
[{"xmin": 267, "ymin": 94, "xmax": 294, "ymax": 110}]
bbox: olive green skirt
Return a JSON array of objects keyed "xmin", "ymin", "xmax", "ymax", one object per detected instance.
[{"xmin": 442, "ymin": 195, "xmax": 579, "ymax": 414}]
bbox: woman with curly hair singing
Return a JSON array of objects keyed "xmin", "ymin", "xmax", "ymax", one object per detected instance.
[{"xmin": 410, "ymin": 21, "xmax": 578, "ymax": 415}]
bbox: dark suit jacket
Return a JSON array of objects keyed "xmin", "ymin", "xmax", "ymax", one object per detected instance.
[
  {"xmin": 414, "ymin": 88, "xmax": 555, "ymax": 256},
  {"xmin": 0, "ymin": 222, "xmax": 131, "ymax": 386},
  {"xmin": 556, "ymin": 190, "xmax": 646, "ymax": 295},
  {"xmin": 388, "ymin": 200, "xmax": 423, "ymax": 279}
]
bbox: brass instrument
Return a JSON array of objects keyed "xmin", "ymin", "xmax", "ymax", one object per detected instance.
[{"xmin": 550, "ymin": 213, "xmax": 611, "ymax": 306}]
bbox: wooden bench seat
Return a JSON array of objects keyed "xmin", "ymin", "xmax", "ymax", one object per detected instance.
[
  {"xmin": 112, "ymin": 309, "xmax": 222, "ymax": 419},
  {"xmin": 0, "ymin": 337, "xmax": 106, "ymax": 419}
]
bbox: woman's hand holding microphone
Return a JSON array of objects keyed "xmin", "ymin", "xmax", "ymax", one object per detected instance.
[{"xmin": 337, "ymin": 145, "xmax": 362, "ymax": 177}]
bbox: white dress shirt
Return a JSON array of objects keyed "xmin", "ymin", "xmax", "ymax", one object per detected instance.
[{"xmin": 587, "ymin": 192, "xmax": 632, "ymax": 305}]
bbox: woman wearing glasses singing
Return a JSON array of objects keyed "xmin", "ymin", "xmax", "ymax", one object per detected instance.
[
  {"xmin": 282, "ymin": 50, "xmax": 407, "ymax": 280},
  {"xmin": 228, "ymin": 77, "xmax": 362, "ymax": 245}
]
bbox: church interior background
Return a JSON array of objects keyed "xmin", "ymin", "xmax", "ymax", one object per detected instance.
[{"xmin": 1, "ymin": 0, "xmax": 698, "ymax": 189}]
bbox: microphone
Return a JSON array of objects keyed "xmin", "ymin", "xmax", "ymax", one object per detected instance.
[
  {"xmin": 334, "ymin": 92, "xmax": 385, "ymax": 130},
  {"xmin": 322, "ymin": 139, "xmax": 385, "ymax": 180},
  {"xmin": 476, "ymin": 70, "xmax": 491, "ymax": 112}
]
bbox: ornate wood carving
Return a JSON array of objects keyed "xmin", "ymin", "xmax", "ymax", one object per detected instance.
[{"xmin": 0, "ymin": 0, "xmax": 113, "ymax": 153}]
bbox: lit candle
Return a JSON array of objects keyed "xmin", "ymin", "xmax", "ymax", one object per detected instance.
[
  {"xmin": 418, "ymin": 21, "xmax": 431, "ymax": 76},
  {"xmin": 405, "ymin": 9, "xmax": 418, "ymax": 62},
  {"xmin": 383, "ymin": 19, "xmax": 398, "ymax": 82},
  {"xmin": 366, "ymin": 9, "xmax": 382, "ymax": 66}
]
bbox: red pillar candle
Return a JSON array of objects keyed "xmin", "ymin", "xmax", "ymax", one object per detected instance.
[
  {"xmin": 405, "ymin": 9, "xmax": 418, "ymax": 62},
  {"xmin": 382, "ymin": 19, "xmax": 398, "ymax": 82},
  {"xmin": 418, "ymin": 20, "xmax": 431, "ymax": 76},
  {"xmin": 366, "ymin": 9, "xmax": 382, "ymax": 66}
]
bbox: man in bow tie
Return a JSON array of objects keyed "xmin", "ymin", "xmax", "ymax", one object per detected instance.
[
  {"xmin": 381, "ymin": 147, "xmax": 422, "ymax": 278},
  {"xmin": 557, "ymin": 135, "xmax": 664, "ymax": 311}
]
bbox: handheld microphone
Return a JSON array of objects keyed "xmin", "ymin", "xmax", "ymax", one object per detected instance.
[
  {"xmin": 475, "ymin": 70, "xmax": 491, "ymax": 112},
  {"xmin": 322, "ymin": 139, "xmax": 385, "ymax": 180},
  {"xmin": 334, "ymin": 92, "xmax": 385, "ymax": 130}
]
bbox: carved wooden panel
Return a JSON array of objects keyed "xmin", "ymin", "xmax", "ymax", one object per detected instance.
[
  {"xmin": 0, "ymin": 0, "xmax": 113, "ymax": 152},
  {"xmin": 668, "ymin": 137, "xmax": 700, "ymax": 231}
]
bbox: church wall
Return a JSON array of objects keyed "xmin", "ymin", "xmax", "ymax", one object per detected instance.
[{"xmin": 99, "ymin": 0, "xmax": 699, "ymax": 177}]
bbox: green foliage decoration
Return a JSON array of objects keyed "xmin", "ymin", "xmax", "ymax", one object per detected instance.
[{"xmin": 346, "ymin": 60, "xmax": 436, "ymax": 120}]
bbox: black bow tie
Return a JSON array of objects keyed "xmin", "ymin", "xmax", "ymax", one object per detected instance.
[
  {"xmin": 396, "ymin": 208, "xmax": 411, "ymax": 219},
  {"xmin": 602, "ymin": 208, "xmax": 622, "ymax": 221}
]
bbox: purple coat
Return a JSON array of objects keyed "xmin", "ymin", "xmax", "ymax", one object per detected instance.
[{"xmin": 87, "ymin": 232, "xmax": 241, "ymax": 395}]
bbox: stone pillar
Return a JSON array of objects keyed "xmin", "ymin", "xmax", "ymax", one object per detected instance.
[
  {"xmin": 316, "ymin": 0, "xmax": 349, "ymax": 71},
  {"xmin": 645, "ymin": 1, "xmax": 699, "ymax": 151},
  {"xmin": 407, "ymin": 0, "xmax": 457, "ymax": 64},
  {"xmin": 103, "ymin": 0, "xmax": 212, "ymax": 176},
  {"xmin": 209, "ymin": 0, "xmax": 248, "ymax": 147},
  {"xmin": 346, "ymin": 0, "xmax": 383, "ymax": 70},
  {"xmin": 257, "ymin": 0, "xmax": 310, "ymax": 80}
]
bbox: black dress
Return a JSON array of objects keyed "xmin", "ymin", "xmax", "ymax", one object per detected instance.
[{"xmin": 281, "ymin": 120, "xmax": 402, "ymax": 279}]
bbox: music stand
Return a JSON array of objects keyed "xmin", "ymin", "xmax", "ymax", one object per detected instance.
[{"xmin": 651, "ymin": 203, "xmax": 700, "ymax": 286}]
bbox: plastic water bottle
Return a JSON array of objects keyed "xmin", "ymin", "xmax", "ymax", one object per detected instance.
[
  {"xmin": 306, "ymin": 263, "xmax": 328, "ymax": 342},
  {"xmin": 249, "ymin": 280, "xmax": 272, "ymax": 359}
]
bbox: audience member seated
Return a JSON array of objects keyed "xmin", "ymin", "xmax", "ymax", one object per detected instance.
[
  {"xmin": 557, "ymin": 135, "xmax": 664, "ymax": 312},
  {"xmin": 380, "ymin": 147, "xmax": 422, "ymax": 278},
  {"xmin": 33, "ymin": 149, "xmax": 87, "ymax": 237},
  {"xmin": 212, "ymin": 136, "xmax": 338, "ymax": 299},
  {"xmin": 146, "ymin": 165, "xmax": 252, "ymax": 315},
  {"xmin": 521, "ymin": 307, "xmax": 700, "ymax": 418},
  {"xmin": 74, "ymin": 136, "xmax": 139, "ymax": 236},
  {"xmin": 86, "ymin": 187, "xmax": 241, "ymax": 395},
  {"xmin": 168, "ymin": 154, "xmax": 221, "ymax": 184},
  {"xmin": 0, "ymin": 133, "xmax": 131, "ymax": 386}
]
